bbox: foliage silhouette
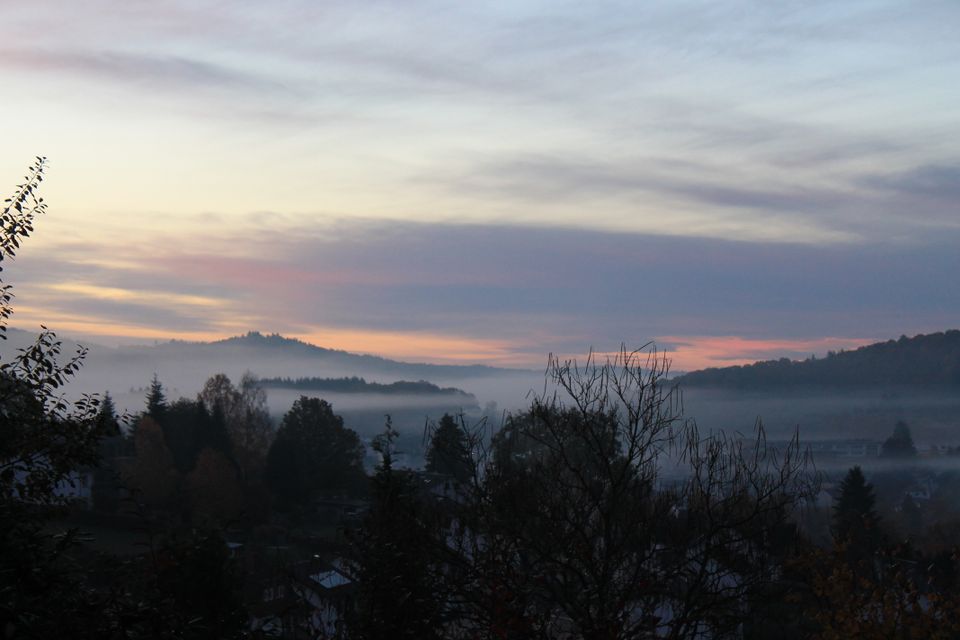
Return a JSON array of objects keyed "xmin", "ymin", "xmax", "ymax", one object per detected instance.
[
  {"xmin": 264, "ymin": 396, "xmax": 366, "ymax": 508},
  {"xmin": 424, "ymin": 412, "xmax": 473, "ymax": 483}
]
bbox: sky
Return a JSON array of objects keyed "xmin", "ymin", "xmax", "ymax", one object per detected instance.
[{"xmin": 0, "ymin": 1, "xmax": 957, "ymax": 371}]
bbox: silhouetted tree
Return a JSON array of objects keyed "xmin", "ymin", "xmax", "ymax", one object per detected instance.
[
  {"xmin": 264, "ymin": 396, "xmax": 366, "ymax": 507},
  {"xmin": 441, "ymin": 347, "xmax": 814, "ymax": 639},
  {"xmin": 145, "ymin": 373, "xmax": 168, "ymax": 423},
  {"xmin": 833, "ymin": 466, "xmax": 883, "ymax": 556},
  {"xmin": 186, "ymin": 448, "xmax": 244, "ymax": 524},
  {"xmin": 95, "ymin": 390, "xmax": 120, "ymax": 436},
  {"xmin": 163, "ymin": 398, "xmax": 231, "ymax": 473},
  {"xmin": 129, "ymin": 416, "xmax": 179, "ymax": 508},
  {"xmin": 199, "ymin": 372, "xmax": 272, "ymax": 483},
  {"xmin": 882, "ymin": 420, "xmax": 917, "ymax": 458},
  {"xmin": 151, "ymin": 529, "xmax": 248, "ymax": 638},
  {"xmin": 347, "ymin": 419, "xmax": 443, "ymax": 639},
  {"xmin": 0, "ymin": 160, "xmax": 250, "ymax": 638},
  {"xmin": 0, "ymin": 159, "xmax": 146, "ymax": 637},
  {"xmin": 425, "ymin": 412, "xmax": 472, "ymax": 483}
]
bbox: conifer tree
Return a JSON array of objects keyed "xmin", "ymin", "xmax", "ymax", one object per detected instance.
[
  {"xmin": 881, "ymin": 420, "xmax": 917, "ymax": 458},
  {"xmin": 96, "ymin": 391, "xmax": 120, "ymax": 436},
  {"xmin": 833, "ymin": 466, "xmax": 883, "ymax": 553},
  {"xmin": 425, "ymin": 412, "xmax": 472, "ymax": 483},
  {"xmin": 146, "ymin": 373, "xmax": 168, "ymax": 423},
  {"xmin": 347, "ymin": 419, "xmax": 442, "ymax": 640}
]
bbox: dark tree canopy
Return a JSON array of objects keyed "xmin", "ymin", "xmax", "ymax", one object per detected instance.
[
  {"xmin": 424, "ymin": 413, "xmax": 472, "ymax": 483},
  {"xmin": 95, "ymin": 391, "xmax": 120, "ymax": 436},
  {"xmin": 833, "ymin": 465, "xmax": 882, "ymax": 552},
  {"xmin": 0, "ymin": 159, "xmax": 181, "ymax": 638},
  {"xmin": 198, "ymin": 372, "xmax": 272, "ymax": 483},
  {"xmin": 163, "ymin": 398, "xmax": 232, "ymax": 474},
  {"xmin": 427, "ymin": 348, "xmax": 814, "ymax": 639},
  {"xmin": 347, "ymin": 420, "xmax": 443, "ymax": 639},
  {"xmin": 0, "ymin": 160, "xmax": 247, "ymax": 639},
  {"xmin": 881, "ymin": 420, "xmax": 917, "ymax": 458},
  {"xmin": 146, "ymin": 373, "xmax": 168, "ymax": 423},
  {"xmin": 264, "ymin": 396, "xmax": 366, "ymax": 507}
]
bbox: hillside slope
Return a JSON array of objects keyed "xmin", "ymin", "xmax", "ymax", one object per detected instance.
[{"xmin": 676, "ymin": 330, "xmax": 960, "ymax": 389}]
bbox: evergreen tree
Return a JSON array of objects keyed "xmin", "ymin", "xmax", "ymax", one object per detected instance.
[
  {"xmin": 96, "ymin": 391, "xmax": 121, "ymax": 436},
  {"xmin": 163, "ymin": 399, "xmax": 232, "ymax": 474},
  {"xmin": 146, "ymin": 373, "xmax": 168, "ymax": 423},
  {"xmin": 833, "ymin": 466, "xmax": 883, "ymax": 553},
  {"xmin": 425, "ymin": 413, "xmax": 472, "ymax": 483},
  {"xmin": 881, "ymin": 420, "xmax": 917, "ymax": 458},
  {"xmin": 347, "ymin": 419, "xmax": 442, "ymax": 640},
  {"xmin": 92, "ymin": 391, "xmax": 127, "ymax": 512}
]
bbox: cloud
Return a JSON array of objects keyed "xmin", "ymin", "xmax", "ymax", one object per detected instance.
[
  {"xmin": 0, "ymin": 47, "xmax": 296, "ymax": 99},
  {"xmin": 0, "ymin": 1, "xmax": 957, "ymax": 369},
  {"xmin": 446, "ymin": 155, "xmax": 850, "ymax": 214},
  {"xmin": 8, "ymin": 216, "xmax": 960, "ymax": 369},
  {"xmin": 425, "ymin": 151, "xmax": 960, "ymax": 243},
  {"xmin": 862, "ymin": 163, "xmax": 960, "ymax": 211}
]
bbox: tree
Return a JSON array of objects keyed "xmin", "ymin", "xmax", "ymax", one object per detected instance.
[
  {"xmin": 833, "ymin": 465, "xmax": 883, "ymax": 556},
  {"xmin": 149, "ymin": 529, "xmax": 248, "ymax": 638},
  {"xmin": 95, "ymin": 391, "xmax": 120, "ymax": 436},
  {"xmin": 145, "ymin": 373, "xmax": 168, "ymax": 423},
  {"xmin": 128, "ymin": 416, "xmax": 179, "ymax": 508},
  {"xmin": 438, "ymin": 347, "xmax": 815, "ymax": 639},
  {"xmin": 882, "ymin": 420, "xmax": 917, "ymax": 458},
  {"xmin": 198, "ymin": 372, "xmax": 272, "ymax": 482},
  {"xmin": 264, "ymin": 396, "xmax": 366, "ymax": 507},
  {"xmin": 800, "ymin": 542, "xmax": 960, "ymax": 638},
  {"xmin": 186, "ymin": 448, "xmax": 244, "ymax": 524},
  {"xmin": 160, "ymin": 397, "xmax": 232, "ymax": 474},
  {"xmin": 0, "ymin": 159, "xmax": 131, "ymax": 637},
  {"xmin": 0, "ymin": 159, "xmax": 251, "ymax": 638},
  {"xmin": 425, "ymin": 412, "xmax": 472, "ymax": 483},
  {"xmin": 347, "ymin": 419, "xmax": 443, "ymax": 639},
  {"xmin": 233, "ymin": 372, "xmax": 273, "ymax": 480}
]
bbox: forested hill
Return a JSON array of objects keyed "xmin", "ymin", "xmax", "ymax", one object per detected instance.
[
  {"xmin": 675, "ymin": 330, "xmax": 960, "ymax": 389},
  {"xmin": 259, "ymin": 376, "xmax": 475, "ymax": 398}
]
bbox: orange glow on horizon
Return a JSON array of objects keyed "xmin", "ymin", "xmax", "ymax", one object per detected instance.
[
  {"xmin": 6, "ymin": 311, "xmax": 539, "ymax": 367},
  {"xmin": 3, "ymin": 306, "xmax": 878, "ymax": 374},
  {"xmin": 294, "ymin": 328, "xmax": 537, "ymax": 367},
  {"xmin": 654, "ymin": 335, "xmax": 876, "ymax": 372}
]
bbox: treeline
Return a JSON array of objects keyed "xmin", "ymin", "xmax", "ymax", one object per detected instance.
[
  {"xmin": 259, "ymin": 375, "xmax": 473, "ymax": 397},
  {"xmin": 677, "ymin": 329, "xmax": 960, "ymax": 389},
  {"xmin": 347, "ymin": 353, "xmax": 960, "ymax": 638}
]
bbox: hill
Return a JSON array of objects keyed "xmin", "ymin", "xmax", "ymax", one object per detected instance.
[
  {"xmin": 0, "ymin": 328, "xmax": 536, "ymax": 412},
  {"xmin": 145, "ymin": 331, "xmax": 526, "ymax": 380},
  {"xmin": 675, "ymin": 330, "xmax": 960, "ymax": 389}
]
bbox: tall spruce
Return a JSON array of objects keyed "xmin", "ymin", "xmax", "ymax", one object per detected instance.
[
  {"xmin": 833, "ymin": 466, "xmax": 883, "ymax": 553},
  {"xmin": 96, "ymin": 391, "xmax": 120, "ymax": 436},
  {"xmin": 425, "ymin": 413, "xmax": 472, "ymax": 483},
  {"xmin": 146, "ymin": 373, "xmax": 168, "ymax": 423},
  {"xmin": 347, "ymin": 419, "xmax": 442, "ymax": 640}
]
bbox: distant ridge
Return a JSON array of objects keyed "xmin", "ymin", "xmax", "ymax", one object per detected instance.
[
  {"xmin": 675, "ymin": 330, "xmax": 960, "ymax": 389},
  {"xmin": 1, "ymin": 328, "xmax": 533, "ymax": 384},
  {"xmin": 194, "ymin": 331, "xmax": 529, "ymax": 378},
  {"xmin": 258, "ymin": 375, "xmax": 475, "ymax": 399}
]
